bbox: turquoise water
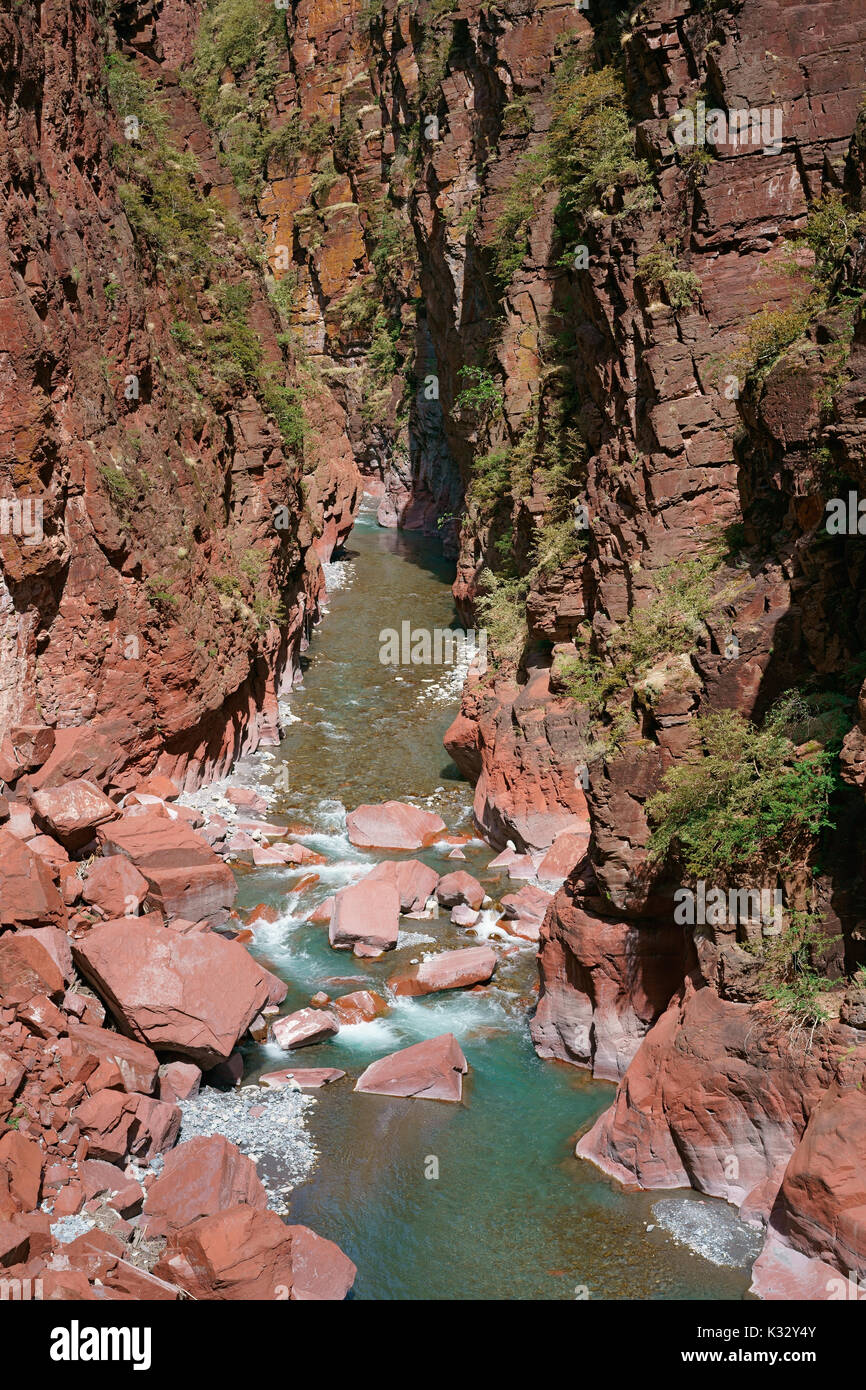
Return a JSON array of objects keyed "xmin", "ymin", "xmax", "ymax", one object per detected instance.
[{"xmin": 233, "ymin": 510, "xmax": 753, "ymax": 1300}]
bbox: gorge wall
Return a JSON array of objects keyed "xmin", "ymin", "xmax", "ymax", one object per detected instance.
[{"xmin": 3, "ymin": 0, "xmax": 866, "ymax": 1300}]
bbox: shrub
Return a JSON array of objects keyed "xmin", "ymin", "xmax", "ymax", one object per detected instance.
[
  {"xmin": 547, "ymin": 63, "xmax": 652, "ymax": 214},
  {"xmin": 759, "ymin": 911, "xmax": 833, "ymax": 1027},
  {"xmin": 469, "ymin": 445, "xmax": 513, "ymax": 511},
  {"xmin": 729, "ymin": 298, "xmax": 815, "ymax": 380},
  {"xmin": 456, "ymin": 365, "xmax": 505, "ymax": 422},
  {"xmin": 561, "ymin": 555, "xmax": 728, "ymax": 713},
  {"xmin": 260, "ymin": 375, "xmax": 306, "ymax": 452},
  {"xmin": 489, "ymin": 146, "xmax": 549, "ymax": 285},
  {"xmin": 97, "ymin": 463, "xmax": 137, "ymax": 510},
  {"xmin": 636, "ymin": 242, "xmax": 702, "ymax": 310},
  {"xmin": 475, "ymin": 571, "xmax": 528, "ymax": 664},
  {"xmin": 792, "ymin": 191, "xmax": 866, "ymax": 286},
  {"xmin": 646, "ymin": 695, "xmax": 836, "ymax": 880}
]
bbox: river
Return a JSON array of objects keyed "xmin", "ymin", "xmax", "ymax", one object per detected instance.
[{"xmin": 225, "ymin": 507, "xmax": 756, "ymax": 1300}]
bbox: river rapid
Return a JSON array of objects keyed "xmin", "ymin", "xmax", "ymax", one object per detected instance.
[{"xmin": 210, "ymin": 508, "xmax": 759, "ymax": 1300}]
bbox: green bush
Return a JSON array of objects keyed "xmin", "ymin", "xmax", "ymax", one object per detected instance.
[
  {"xmin": 561, "ymin": 555, "xmax": 727, "ymax": 713},
  {"xmin": 475, "ymin": 571, "xmax": 528, "ymax": 664},
  {"xmin": 759, "ymin": 911, "xmax": 833, "ymax": 1026},
  {"xmin": 97, "ymin": 462, "xmax": 137, "ymax": 510},
  {"xmin": 456, "ymin": 365, "xmax": 505, "ymax": 421},
  {"xmin": 792, "ymin": 191, "xmax": 866, "ymax": 286},
  {"xmin": 547, "ymin": 63, "xmax": 652, "ymax": 215},
  {"xmin": 646, "ymin": 695, "xmax": 836, "ymax": 879},
  {"xmin": 729, "ymin": 298, "xmax": 815, "ymax": 381},
  {"xmin": 636, "ymin": 242, "xmax": 702, "ymax": 310}
]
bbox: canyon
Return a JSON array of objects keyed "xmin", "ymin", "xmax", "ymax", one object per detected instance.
[{"xmin": 1, "ymin": 0, "xmax": 866, "ymax": 1306}]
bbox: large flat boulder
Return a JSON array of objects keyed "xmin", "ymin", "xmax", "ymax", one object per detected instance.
[
  {"xmin": 72, "ymin": 914, "xmax": 273, "ymax": 1067},
  {"xmin": 388, "ymin": 946, "xmax": 497, "ymax": 998},
  {"xmin": 271, "ymin": 1008, "xmax": 339, "ymax": 1050},
  {"xmin": 346, "ymin": 801, "xmax": 446, "ymax": 850},
  {"xmin": 0, "ymin": 829, "xmax": 67, "ymax": 930},
  {"xmin": 143, "ymin": 1136, "xmax": 267, "ymax": 1234},
  {"xmin": 329, "ymin": 877, "xmax": 401, "ymax": 956},
  {"xmin": 354, "ymin": 1033, "xmax": 469, "ymax": 1102},
  {"xmin": 96, "ymin": 811, "xmax": 236, "ymax": 921},
  {"xmin": 154, "ymin": 1205, "xmax": 356, "ymax": 1300},
  {"xmin": 31, "ymin": 779, "xmax": 120, "ymax": 851},
  {"xmin": 365, "ymin": 859, "xmax": 439, "ymax": 912},
  {"xmin": 259, "ymin": 1067, "xmax": 345, "ymax": 1089}
]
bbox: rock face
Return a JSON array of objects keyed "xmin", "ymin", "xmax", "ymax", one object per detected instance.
[
  {"xmin": 444, "ymin": 670, "xmax": 591, "ymax": 853},
  {"xmin": 768, "ymin": 1085, "xmax": 866, "ymax": 1278},
  {"xmin": 73, "ymin": 914, "xmax": 274, "ymax": 1067},
  {"xmin": 345, "ymin": 802, "xmax": 446, "ymax": 850},
  {"xmin": 531, "ymin": 875, "xmax": 692, "ymax": 1082},
  {"xmin": 576, "ymin": 987, "xmax": 866, "ymax": 1221},
  {"xmin": 0, "ymin": 0, "xmax": 363, "ymax": 789},
  {"xmin": 355, "ymin": 1033, "xmax": 469, "ymax": 1103},
  {"xmin": 329, "ymin": 877, "xmax": 401, "ymax": 956},
  {"xmin": 389, "ymin": 947, "xmax": 497, "ymax": 998}
]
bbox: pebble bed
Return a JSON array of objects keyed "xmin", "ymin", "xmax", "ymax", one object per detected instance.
[{"xmin": 178, "ymin": 1084, "xmax": 318, "ymax": 1210}]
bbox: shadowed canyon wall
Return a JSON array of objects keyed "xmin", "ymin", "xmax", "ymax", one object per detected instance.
[{"xmin": 3, "ymin": 0, "xmax": 866, "ymax": 1298}]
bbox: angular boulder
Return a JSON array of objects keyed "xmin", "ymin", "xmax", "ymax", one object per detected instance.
[
  {"xmin": 31, "ymin": 779, "xmax": 120, "ymax": 851},
  {"xmin": 0, "ymin": 829, "xmax": 67, "ymax": 930},
  {"xmin": 154, "ymin": 1205, "xmax": 356, "ymax": 1300},
  {"xmin": 365, "ymin": 859, "xmax": 439, "ymax": 912},
  {"xmin": 435, "ymin": 871, "xmax": 485, "ymax": 911},
  {"xmin": 536, "ymin": 829, "xmax": 590, "ymax": 889},
  {"xmin": 329, "ymin": 877, "xmax": 401, "ymax": 956},
  {"xmin": 271, "ymin": 1008, "xmax": 339, "ymax": 1050},
  {"xmin": 65, "ymin": 1020, "xmax": 159, "ymax": 1095},
  {"xmin": 143, "ymin": 1136, "xmax": 267, "ymax": 1233},
  {"xmin": 82, "ymin": 856, "xmax": 150, "ymax": 918},
  {"xmin": 96, "ymin": 812, "xmax": 236, "ymax": 922},
  {"xmin": 354, "ymin": 1033, "xmax": 468, "ymax": 1102},
  {"xmin": 72, "ymin": 914, "xmax": 273, "ymax": 1067},
  {"xmin": 388, "ymin": 946, "xmax": 497, "ymax": 998},
  {"xmin": 0, "ymin": 932, "xmax": 64, "ymax": 1006},
  {"xmin": 346, "ymin": 801, "xmax": 446, "ymax": 850},
  {"xmin": 500, "ymin": 883, "xmax": 553, "ymax": 941}
]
